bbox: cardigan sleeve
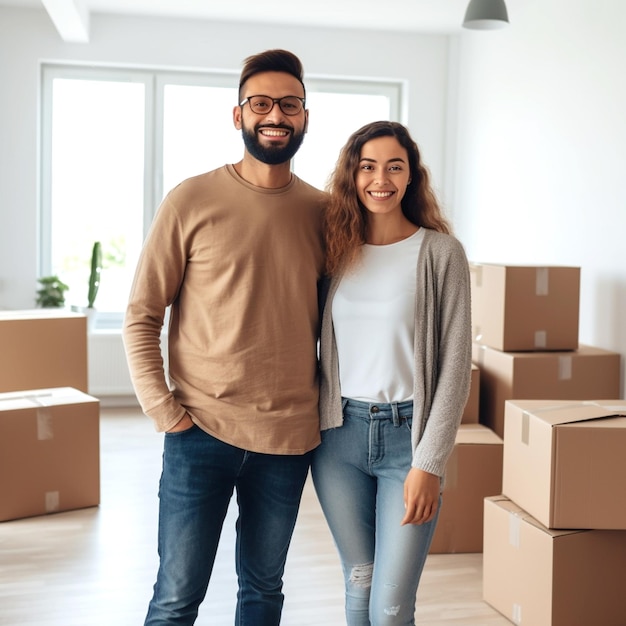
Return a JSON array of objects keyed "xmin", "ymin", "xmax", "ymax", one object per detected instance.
[
  {"xmin": 410, "ymin": 231, "xmax": 472, "ymax": 476},
  {"xmin": 318, "ymin": 274, "xmax": 344, "ymax": 431}
]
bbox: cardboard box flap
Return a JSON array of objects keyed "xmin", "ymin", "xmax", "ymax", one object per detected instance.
[
  {"xmin": 24, "ymin": 388, "xmax": 95, "ymax": 407},
  {"xmin": 506, "ymin": 400, "xmax": 626, "ymax": 426},
  {"xmin": 0, "ymin": 387, "xmax": 95, "ymax": 408},
  {"xmin": 0, "ymin": 397, "xmax": 40, "ymax": 411},
  {"xmin": 486, "ymin": 496, "xmax": 581, "ymax": 538}
]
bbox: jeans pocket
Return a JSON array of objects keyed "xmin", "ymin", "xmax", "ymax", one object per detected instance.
[{"xmin": 164, "ymin": 424, "xmax": 197, "ymax": 438}]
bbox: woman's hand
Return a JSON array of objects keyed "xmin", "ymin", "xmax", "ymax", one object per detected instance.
[
  {"xmin": 166, "ymin": 412, "xmax": 195, "ymax": 433},
  {"xmin": 401, "ymin": 468, "xmax": 440, "ymax": 526}
]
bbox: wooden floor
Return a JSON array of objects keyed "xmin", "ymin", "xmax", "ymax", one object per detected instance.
[{"xmin": 0, "ymin": 407, "xmax": 512, "ymax": 625}]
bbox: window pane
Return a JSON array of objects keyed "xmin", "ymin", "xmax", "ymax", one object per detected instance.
[
  {"xmin": 162, "ymin": 84, "xmax": 241, "ymax": 194},
  {"xmin": 49, "ymin": 78, "xmax": 145, "ymax": 312},
  {"xmin": 294, "ymin": 92, "xmax": 392, "ymax": 189},
  {"xmin": 43, "ymin": 67, "xmax": 400, "ymax": 323}
]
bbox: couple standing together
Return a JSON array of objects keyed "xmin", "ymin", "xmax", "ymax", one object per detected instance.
[{"xmin": 123, "ymin": 49, "xmax": 472, "ymax": 626}]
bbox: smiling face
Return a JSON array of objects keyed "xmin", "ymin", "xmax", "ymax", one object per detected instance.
[
  {"xmin": 234, "ymin": 71, "xmax": 308, "ymax": 165},
  {"xmin": 356, "ymin": 135, "xmax": 411, "ymax": 218}
]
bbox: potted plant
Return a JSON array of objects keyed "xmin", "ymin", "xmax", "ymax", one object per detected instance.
[
  {"xmin": 84, "ymin": 241, "xmax": 102, "ymax": 331},
  {"xmin": 71, "ymin": 241, "xmax": 103, "ymax": 331},
  {"xmin": 87, "ymin": 241, "xmax": 102, "ymax": 310},
  {"xmin": 36, "ymin": 275, "xmax": 69, "ymax": 308}
]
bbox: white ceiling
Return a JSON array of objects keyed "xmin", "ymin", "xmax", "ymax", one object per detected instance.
[{"xmin": 0, "ymin": 0, "xmax": 490, "ymax": 37}]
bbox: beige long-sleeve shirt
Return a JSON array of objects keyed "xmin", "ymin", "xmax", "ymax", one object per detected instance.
[{"xmin": 123, "ymin": 164, "xmax": 325, "ymax": 454}]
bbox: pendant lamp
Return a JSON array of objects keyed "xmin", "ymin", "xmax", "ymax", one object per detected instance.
[{"xmin": 462, "ymin": 0, "xmax": 509, "ymax": 30}]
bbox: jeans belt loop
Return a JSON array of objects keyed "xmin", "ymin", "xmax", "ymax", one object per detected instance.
[{"xmin": 391, "ymin": 402, "xmax": 400, "ymax": 427}]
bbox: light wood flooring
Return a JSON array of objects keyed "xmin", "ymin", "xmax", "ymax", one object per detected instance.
[{"xmin": 0, "ymin": 407, "xmax": 512, "ymax": 625}]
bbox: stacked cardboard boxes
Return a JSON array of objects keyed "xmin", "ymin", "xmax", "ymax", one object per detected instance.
[
  {"xmin": 483, "ymin": 400, "xmax": 626, "ymax": 624},
  {"xmin": 469, "ymin": 263, "xmax": 621, "ymax": 437},
  {"xmin": 483, "ymin": 494, "xmax": 626, "ymax": 626},
  {"xmin": 0, "ymin": 311, "xmax": 100, "ymax": 521},
  {"xmin": 472, "ymin": 343, "xmax": 620, "ymax": 437},
  {"xmin": 429, "ymin": 362, "xmax": 506, "ymax": 555},
  {"xmin": 469, "ymin": 263, "xmax": 626, "ymax": 623}
]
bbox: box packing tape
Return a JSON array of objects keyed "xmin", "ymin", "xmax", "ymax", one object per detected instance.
[
  {"xmin": 521, "ymin": 411, "xmax": 531, "ymax": 445},
  {"xmin": 45, "ymin": 491, "xmax": 60, "ymax": 513},
  {"xmin": 507, "ymin": 510, "xmax": 523, "ymax": 625},
  {"xmin": 36, "ymin": 407, "xmax": 54, "ymax": 440},
  {"xmin": 508, "ymin": 510, "xmax": 522, "ymax": 548},
  {"xmin": 558, "ymin": 355, "xmax": 573, "ymax": 380},
  {"xmin": 36, "ymin": 397, "xmax": 60, "ymax": 513},
  {"xmin": 31, "ymin": 395, "xmax": 55, "ymax": 441},
  {"xmin": 533, "ymin": 330, "xmax": 547, "ymax": 348},
  {"xmin": 520, "ymin": 402, "xmax": 584, "ymax": 444},
  {"xmin": 535, "ymin": 267, "xmax": 549, "ymax": 296}
]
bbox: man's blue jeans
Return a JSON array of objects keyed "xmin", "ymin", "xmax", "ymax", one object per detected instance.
[
  {"xmin": 144, "ymin": 424, "xmax": 312, "ymax": 625},
  {"xmin": 311, "ymin": 399, "xmax": 440, "ymax": 626}
]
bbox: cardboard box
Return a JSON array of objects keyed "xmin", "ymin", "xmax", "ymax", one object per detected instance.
[
  {"xmin": 502, "ymin": 399, "xmax": 626, "ymax": 530},
  {"xmin": 0, "ymin": 310, "xmax": 88, "ymax": 393},
  {"xmin": 472, "ymin": 343, "xmax": 621, "ymax": 437},
  {"xmin": 429, "ymin": 424, "xmax": 503, "ymax": 553},
  {"xmin": 470, "ymin": 263, "xmax": 580, "ymax": 351},
  {"xmin": 483, "ymin": 495, "xmax": 626, "ymax": 626},
  {"xmin": 0, "ymin": 387, "xmax": 100, "ymax": 522},
  {"xmin": 461, "ymin": 364, "xmax": 480, "ymax": 424}
]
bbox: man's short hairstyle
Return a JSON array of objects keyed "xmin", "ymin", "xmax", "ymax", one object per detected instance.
[{"xmin": 238, "ymin": 49, "xmax": 306, "ymax": 101}]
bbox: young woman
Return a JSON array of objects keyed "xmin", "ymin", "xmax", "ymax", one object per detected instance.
[{"xmin": 312, "ymin": 121, "xmax": 472, "ymax": 625}]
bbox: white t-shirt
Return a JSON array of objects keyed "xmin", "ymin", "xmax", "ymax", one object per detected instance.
[{"xmin": 332, "ymin": 228, "xmax": 424, "ymax": 403}]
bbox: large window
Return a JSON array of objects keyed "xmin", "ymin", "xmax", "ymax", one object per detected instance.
[{"xmin": 40, "ymin": 65, "xmax": 402, "ymax": 325}]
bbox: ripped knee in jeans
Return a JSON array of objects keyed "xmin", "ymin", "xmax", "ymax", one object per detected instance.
[{"xmin": 348, "ymin": 562, "xmax": 373, "ymax": 588}]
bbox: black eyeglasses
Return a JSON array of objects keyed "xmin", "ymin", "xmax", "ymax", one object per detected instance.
[{"xmin": 239, "ymin": 95, "xmax": 305, "ymax": 116}]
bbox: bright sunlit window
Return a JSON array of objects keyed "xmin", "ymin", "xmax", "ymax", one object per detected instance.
[
  {"xmin": 40, "ymin": 65, "xmax": 402, "ymax": 326},
  {"xmin": 43, "ymin": 75, "xmax": 146, "ymax": 316}
]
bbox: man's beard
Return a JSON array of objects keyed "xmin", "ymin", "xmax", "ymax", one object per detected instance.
[{"xmin": 241, "ymin": 121, "xmax": 305, "ymax": 165}]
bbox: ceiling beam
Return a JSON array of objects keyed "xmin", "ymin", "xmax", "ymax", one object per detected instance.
[{"xmin": 41, "ymin": 0, "xmax": 90, "ymax": 43}]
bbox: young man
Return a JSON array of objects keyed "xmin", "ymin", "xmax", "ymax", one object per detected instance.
[{"xmin": 123, "ymin": 49, "xmax": 325, "ymax": 625}]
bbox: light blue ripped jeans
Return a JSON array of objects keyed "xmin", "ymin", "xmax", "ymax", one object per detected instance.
[{"xmin": 311, "ymin": 398, "xmax": 441, "ymax": 626}]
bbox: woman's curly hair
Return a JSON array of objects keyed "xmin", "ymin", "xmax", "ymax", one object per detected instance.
[{"xmin": 324, "ymin": 121, "xmax": 451, "ymax": 275}]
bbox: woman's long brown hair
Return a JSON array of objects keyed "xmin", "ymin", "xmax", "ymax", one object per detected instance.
[{"xmin": 324, "ymin": 121, "xmax": 451, "ymax": 275}]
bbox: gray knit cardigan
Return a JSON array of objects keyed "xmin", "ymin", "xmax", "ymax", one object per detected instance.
[{"xmin": 319, "ymin": 228, "xmax": 472, "ymax": 477}]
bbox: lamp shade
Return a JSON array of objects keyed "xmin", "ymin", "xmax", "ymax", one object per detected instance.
[{"xmin": 462, "ymin": 0, "xmax": 509, "ymax": 30}]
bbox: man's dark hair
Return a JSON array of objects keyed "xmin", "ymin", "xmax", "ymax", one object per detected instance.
[{"xmin": 238, "ymin": 49, "xmax": 306, "ymax": 101}]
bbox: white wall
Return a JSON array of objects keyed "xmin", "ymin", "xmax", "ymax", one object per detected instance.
[
  {"xmin": 1, "ymin": 2, "xmax": 625, "ymax": 398},
  {"xmin": 0, "ymin": 6, "xmax": 451, "ymax": 310},
  {"xmin": 452, "ymin": 0, "xmax": 626, "ymax": 395}
]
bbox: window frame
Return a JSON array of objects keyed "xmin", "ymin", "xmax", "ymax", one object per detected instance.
[{"xmin": 40, "ymin": 63, "xmax": 404, "ymax": 327}]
